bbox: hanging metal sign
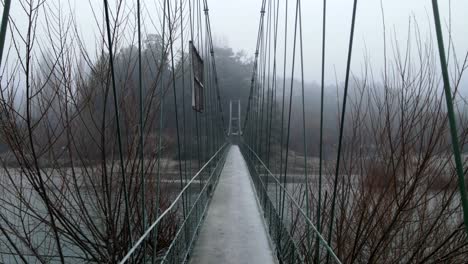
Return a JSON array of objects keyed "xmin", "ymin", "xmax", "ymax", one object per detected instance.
[{"xmin": 190, "ymin": 41, "xmax": 204, "ymax": 112}]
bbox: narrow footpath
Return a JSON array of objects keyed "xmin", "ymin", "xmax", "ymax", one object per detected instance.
[{"xmin": 189, "ymin": 145, "xmax": 276, "ymax": 264}]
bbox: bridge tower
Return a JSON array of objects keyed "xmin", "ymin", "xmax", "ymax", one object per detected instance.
[{"xmin": 228, "ymin": 100, "xmax": 242, "ymax": 142}]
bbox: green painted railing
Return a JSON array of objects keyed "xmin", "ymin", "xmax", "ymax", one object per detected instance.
[
  {"xmin": 119, "ymin": 143, "xmax": 228, "ymax": 263},
  {"xmin": 240, "ymin": 142, "xmax": 342, "ymax": 264}
]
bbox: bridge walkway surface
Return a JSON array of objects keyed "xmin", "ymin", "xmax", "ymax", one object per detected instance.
[{"xmin": 189, "ymin": 145, "xmax": 276, "ymax": 264}]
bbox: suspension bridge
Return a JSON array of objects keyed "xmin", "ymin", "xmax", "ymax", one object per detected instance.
[{"xmin": 0, "ymin": 0, "xmax": 467, "ymax": 263}]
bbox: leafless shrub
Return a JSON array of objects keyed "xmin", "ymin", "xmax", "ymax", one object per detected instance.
[
  {"xmin": 289, "ymin": 14, "xmax": 468, "ymax": 264},
  {"xmin": 0, "ymin": 0, "xmax": 188, "ymax": 262}
]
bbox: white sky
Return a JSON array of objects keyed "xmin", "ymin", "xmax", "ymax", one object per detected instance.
[
  {"xmin": 208, "ymin": 0, "xmax": 468, "ymax": 84},
  {"xmin": 3, "ymin": 0, "xmax": 468, "ymax": 86}
]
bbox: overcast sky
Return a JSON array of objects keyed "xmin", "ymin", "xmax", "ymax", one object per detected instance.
[
  {"xmin": 208, "ymin": 0, "xmax": 468, "ymax": 84},
  {"xmin": 4, "ymin": 0, "xmax": 468, "ymax": 86}
]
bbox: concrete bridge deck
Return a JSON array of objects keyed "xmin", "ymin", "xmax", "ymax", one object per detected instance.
[{"xmin": 189, "ymin": 145, "xmax": 276, "ymax": 264}]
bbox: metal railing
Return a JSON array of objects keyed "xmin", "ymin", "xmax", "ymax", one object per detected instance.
[
  {"xmin": 120, "ymin": 143, "xmax": 229, "ymax": 263},
  {"xmin": 240, "ymin": 142, "xmax": 342, "ymax": 264}
]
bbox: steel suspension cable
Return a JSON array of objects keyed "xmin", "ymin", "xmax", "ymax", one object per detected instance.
[
  {"xmin": 0, "ymin": 0, "xmax": 11, "ymax": 67},
  {"xmin": 244, "ymin": 0, "xmax": 267, "ymax": 163},
  {"xmin": 136, "ymin": 0, "xmax": 151, "ymax": 261},
  {"xmin": 262, "ymin": 0, "xmax": 274, "ymax": 216},
  {"xmin": 278, "ymin": 2, "xmax": 303, "ymax": 258},
  {"xmin": 188, "ymin": 0, "xmax": 202, "ymax": 172},
  {"xmin": 259, "ymin": 0, "xmax": 273, "ymax": 210},
  {"xmin": 166, "ymin": 0, "xmax": 187, "ymax": 220},
  {"xmin": 280, "ymin": 0, "xmax": 294, "ymax": 225},
  {"xmin": 152, "ymin": 1, "xmax": 167, "ymax": 261},
  {"xmin": 255, "ymin": 28, "xmax": 263, "ymax": 155},
  {"xmin": 201, "ymin": 0, "xmax": 226, "ymax": 153},
  {"xmin": 102, "ymin": 0, "xmax": 133, "ymax": 248},
  {"xmin": 204, "ymin": 22, "xmax": 213, "ymax": 164},
  {"xmin": 264, "ymin": 0, "xmax": 273, "ymax": 162},
  {"xmin": 0, "ymin": 0, "xmax": 10, "ymax": 158},
  {"xmin": 195, "ymin": 8, "xmax": 202, "ymax": 173},
  {"xmin": 316, "ymin": 0, "xmax": 327, "ymax": 262},
  {"xmin": 197, "ymin": 0, "xmax": 208, "ymax": 163},
  {"xmin": 296, "ymin": 0, "xmax": 311, "ymax": 255},
  {"xmin": 180, "ymin": 0, "xmax": 189, "ymax": 215},
  {"xmin": 136, "ymin": 0, "xmax": 146, "ymax": 251},
  {"xmin": 431, "ymin": 0, "xmax": 468, "ymax": 236},
  {"xmin": 254, "ymin": 19, "xmax": 264, "ymax": 156},
  {"xmin": 269, "ymin": 0, "xmax": 281, "ymax": 235},
  {"xmin": 187, "ymin": 0, "xmax": 195, "ymax": 194},
  {"xmin": 202, "ymin": 0, "xmax": 227, "ymax": 136},
  {"xmin": 278, "ymin": 0, "xmax": 289, "ymax": 225},
  {"xmin": 266, "ymin": 0, "xmax": 280, "ymax": 168},
  {"xmin": 326, "ymin": 0, "xmax": 358, "ymax": 262},
  {"xmin": 259, "ymin": 0, "xmax": 270, "ymax": 159},
  {"xmin": 242, "ymin": 0, "xmax": 267, "ymax": 132}
]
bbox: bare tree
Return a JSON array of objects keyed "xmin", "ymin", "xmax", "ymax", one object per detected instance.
[
  {"xmin": 283, "ymin": 14, "xmax": 468, "ymax": 264},
  {"xmin": 0, "ymin": 0, "xmax": 190, "ymax": 262}
]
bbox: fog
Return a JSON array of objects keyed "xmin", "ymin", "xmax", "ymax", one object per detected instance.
[
  {"xmin": 209, "ymin": 0, "xmax": 468, "ymax": 86},
  {"xmin": 5, "ymin": 0, "xmax": 468, "ymax": 86}
]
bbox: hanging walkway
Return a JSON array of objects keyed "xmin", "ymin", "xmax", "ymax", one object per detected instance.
[{"xmin": 189, "ymin": 145, "xmax": 276, "ymax": 264}]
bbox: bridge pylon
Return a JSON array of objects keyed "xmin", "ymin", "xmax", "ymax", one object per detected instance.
[{"xmin": 228, "ymin": 100, "xmax": 242, "ymax": 143}]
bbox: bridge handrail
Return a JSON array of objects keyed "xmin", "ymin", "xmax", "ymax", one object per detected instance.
[
  {"xmin": 242, "ymin": 143, "xmax": 342, "ymax": 264},
  {"xmin": 119, "ymin": 143, "xmax": 228, "ymax": 263},
  {"xmin": 160, "ymin": 143, "xmax": 229, "ymax": 262}
]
